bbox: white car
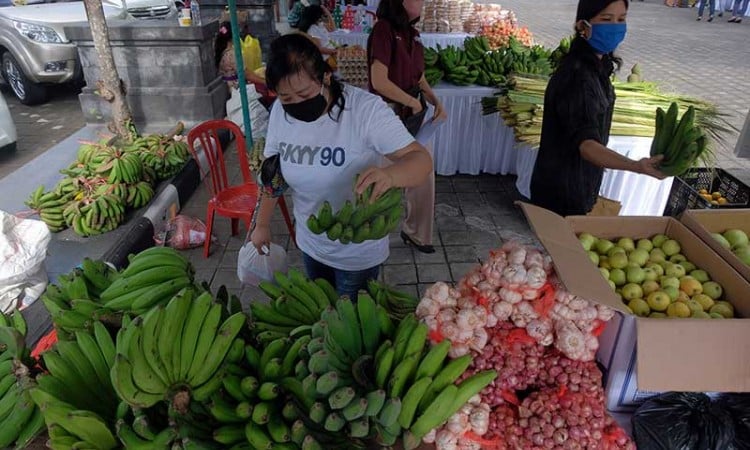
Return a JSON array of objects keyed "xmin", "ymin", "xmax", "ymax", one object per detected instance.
[
  {"xmin": 0, "ymin": 92, "xmax": 17, "ymax": 152},
  {"xmin": 0, "ymin": 0, "xmax": 177, "ymax": 105}
]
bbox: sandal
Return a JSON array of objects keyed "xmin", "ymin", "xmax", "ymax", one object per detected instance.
[
  {"xmin": 707, "ymin": 15, "xmax": 714, "ymax": 21},
  {"xmin": 729, "ymin": 16, "xmax": 738, "ymax": 22}
]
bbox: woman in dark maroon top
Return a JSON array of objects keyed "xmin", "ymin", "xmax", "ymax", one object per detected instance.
[{"xmin": 367, "ymin": 0, "xmax": 446, "ymax": 253}]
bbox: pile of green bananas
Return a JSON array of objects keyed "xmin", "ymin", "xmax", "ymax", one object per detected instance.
[
  {"xmin": 424, "ymin": 47, "xmax": 444, "ymax": 86},
  {"xmin": 252, "ymin": 269, "xmax": 337, "ymax": 345},
  {"xmin": 372, "ymin": 316, "xmax": 497, "ymax": 450},
  {"xmin": 111, "ymin": 289, "xmax": 247, "ymax": 411},
  {"xmin": 62, "ymin": 192, "xmax": 126, "ymax": 237},
  {"xmin": 90, "ymin": 147, "xmax": 145, "ymax": 185},
  {"xmin": 31, "ymin": 321, "xmax": 120, "ymax": 449},
  {"xmin": 128, "ymin": 133, "xmax": 192, "ymax": 181},
  {"xmin": 366, "ymin": 280, "xmax": 420, "ymax": 321},
  {"xmin": 41, "ymin": 258, "xmax": 120, "ymax": 338},
  {"xmin": 0, "ymin": 313, "xmax": 46, "ymax": 449},
  {"xmin": 307, "ymin": 184, "xmax": 403, "ymax": 244},
  {"xmin": 24, "ymin": 187, "xmax": 73, "ymax": 233},
  {"xmin": 99, "ymin": 247, "xmax": 196, "ymax": 315},
  {"xmin": 438, "ymin": 45, "xmax": 479, "ymax": 86},
  {"xmin": 650, "ymin": 103, "xmax": 710, "ymax": 176}
]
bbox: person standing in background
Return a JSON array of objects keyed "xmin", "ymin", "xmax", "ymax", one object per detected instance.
[
  {"xmin": 367, "ymin": 0, "xmax": 447, "ymax": 254},
  {"xmin": 697, "ymin": 0, "xmax": 717, "ymax": 20},
  {"xmin": 728, "ymin": 0, "xmax": 748, "ymax": 21},
  {"xmin": 298, "ymin": 5, "xmax": 339, "ymax": 64}
]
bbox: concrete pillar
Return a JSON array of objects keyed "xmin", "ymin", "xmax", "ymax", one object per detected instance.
[{"xmin": 65, "ymin": 20, "xmax": 228, "ymax": 132}]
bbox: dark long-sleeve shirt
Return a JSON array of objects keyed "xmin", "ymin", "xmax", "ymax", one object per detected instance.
[{"xmin": 530, "ymin": 38, "xmax": 616, "ymax": 216}]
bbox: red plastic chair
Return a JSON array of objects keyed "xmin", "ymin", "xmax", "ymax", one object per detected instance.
[{"xmin": 187, "ymin": 119, "xmax": 295, "ymax": 258}]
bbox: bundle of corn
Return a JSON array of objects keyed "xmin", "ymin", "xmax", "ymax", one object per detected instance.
[{"xmin": 481, "ymin": 75, "xmax": 734, "ymax": 150}]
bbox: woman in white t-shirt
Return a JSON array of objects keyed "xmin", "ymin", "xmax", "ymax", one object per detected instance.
[
  {"xmin": 298, "ymin": 5, "xmax": 338, "ymax": 61},
  {"xmin": 250, "ymin": 34, "xmax": 432, "ymax": 300}
]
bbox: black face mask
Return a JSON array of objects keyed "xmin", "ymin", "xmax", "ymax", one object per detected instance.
[{"xmin": 282, "ymin": 93, "xmax": 327, "ymax": 122}]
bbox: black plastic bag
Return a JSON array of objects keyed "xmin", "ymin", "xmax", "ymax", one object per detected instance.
[
  {"xmin": 632, "ymin": 392, "xmax": 735, "ymax": 450},
  {"xmin": 720, "ymin": 394, "xmax": 750, "ymax": 450}
]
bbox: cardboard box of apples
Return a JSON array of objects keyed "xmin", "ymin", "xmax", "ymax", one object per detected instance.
[{"xmin": 681, "ymin": 209, "xmax": 750, "ymax": 283}]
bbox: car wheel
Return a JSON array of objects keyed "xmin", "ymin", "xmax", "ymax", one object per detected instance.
[{"xmin": 2, "ymin": 52, "xmax": 47, "ymax": 105}]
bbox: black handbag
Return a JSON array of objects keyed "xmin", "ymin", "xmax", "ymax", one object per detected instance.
[{"xmin": 394, "ymin": 87, "xmax": 428, "ymax": 137}]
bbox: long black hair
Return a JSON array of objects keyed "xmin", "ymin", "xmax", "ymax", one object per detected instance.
[
  {"xmin": 376, "ymin": 0, "xmax": 412, "ymax": 32},
  {"xmin": 297, "ymin": 5, "xmax": 325, "ymax": 33},
  {"xmin": 265, "ymin": 34, "xmax": 346, "ymax": 121},
  {"xmin": 214, "ymin": 21, "xmax": 233, "ymax": 68},
  {"xmin": 569, "ymin": 0, "xmax": 629, "ymax": 74}
]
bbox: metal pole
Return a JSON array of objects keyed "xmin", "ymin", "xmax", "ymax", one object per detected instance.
[{"xmin": 226, "ymin": 0, "xmax": 254, "ymax": 149}]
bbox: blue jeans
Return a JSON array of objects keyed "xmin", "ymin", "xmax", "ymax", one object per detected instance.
[
  {"xmin": 699, "ymin": 0, "xmax": 716, "ymax": 15},
  {"xmin": 301, "ymin": 253, "xmax": 380, "ymax": 301},
  {"xmin": 733, "ymin": 0, "xmax": 749, "ymax": 15}
]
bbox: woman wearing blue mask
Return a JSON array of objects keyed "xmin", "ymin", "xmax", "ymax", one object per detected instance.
[{"xmin": 529, "ymin": 0, "xmax": 665, "ymax": 217}]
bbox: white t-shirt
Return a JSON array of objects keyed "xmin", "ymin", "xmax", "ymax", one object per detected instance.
[
  {"xmin": 308, "ymin": 24, "xmax": 335, "ymax": 50},
  {"xmin": 264, "ymin": 85, "xmax": 414, "ymax": 271}
]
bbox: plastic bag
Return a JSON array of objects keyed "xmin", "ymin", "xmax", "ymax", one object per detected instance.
[
  {"xmin": 632, "ymin": 392, "xmax": 735, "ymax": 450},
  {"xmin": 241, "ymin": 35, "xmax": 262, "ymax": 73},
  {"xmin": 154, "ymin": 215, "xmax": 212, "ymax": 250},
  {"xmin": 1, "ymin": 210, "xmax": 50, "ymax": 312},
  {"xmin": 226, "ymin": 84, "xmax": 269, "ymax": 141},
  {"xmin": 237, "ymin": 242, "xmax": 287, "ymax": 285},
  {"xmin": 720, "ymin": 394, "xmax": 750, "ymax": 450}
]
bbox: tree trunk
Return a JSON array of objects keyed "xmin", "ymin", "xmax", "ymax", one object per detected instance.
[{"xmin": 82, "ymin": 0, "xmax": 134, "ymax": 141}]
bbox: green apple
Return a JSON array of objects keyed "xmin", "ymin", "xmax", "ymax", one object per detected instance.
[
  {"xmin": 646, "ymin": 262, "xmax": 664, "ymax": 276},
  {"xmin": 667, "ymin": 302, "xmax": 691, "ymax": 318},
  {"xmin": 660, "ymin": 276, "xmax": 680, "ymax": 290},
  {"xmin": 637, "ymin": 239, "xmax": 654, "ymax": 252},
  {"xmin": 685, "ymin": 299, "xmax": 704, "ymax": 315},
  {"xmin": 609, "ymin": 268, "xmax": 627, "ymax": 286},
  {"xmin": 587, "ymin": 251, "xmax": 600, "ymax": 266},
  {"xmin": 690, "ymin": 269, "xmax": 710, "ymax": 283},
  {"xmin": 678, "ymin": 261, "xmax": 696, "ymax": 273},
  {"xmin": 649, "ymin": 312, "xmax": 667, "ymax": 318},
  {"xmin": 628, "ymin": 298, "xmax": 650, "ymax": 317},
  {"xmin": 663, "ymin": 286, "xmax": 679, "ymax": 301},
  {"xmin": 579, "ymin": 232, "xmax": 598, "ymax": 251},
  {"xmin": 662, "ymin": 239, "xmax": 682, "ymax": 256},
  {"xmin": 710, "ymin": 312, "xmax": 725, "ymax": 319},
  {"xmin": 608, "ymin": 280, "xmax": 617, "ymax": 291},
  {"xmin": 702, "ymin": 281, "xmax": 723, "ymax": 300},
  {"xmin": 691, "ymin": 310, "xmax": 711, "ymax": 319},
  {"xmin": 665, "ymin": 263, "xmax": 686, "ymax": 278},
  {"xmin": 609, "ymin": 252, "xmax": 629, "ymax": 270},
  {"xmin": 647, "ymin": 291, "xmax": 671, "ymax": 312},
  {"xmin": 607, "ymin": 246, "xmax": 627, "ymax": 258},
  {"xmin": 712, "ymin": 232, "xmax": 732, "ymax": 250},
  {"xmin": 622, "ymin": 283, "xmax": 644, "ymax": 300},
  {"xmin": 669, "ymin": 254, "xmax": 687, "ymax": 264},
  {"xmin": 649, "ymin": 248, "xmax": 667, "ymax": 264},
  {"xmin": 710, "ymin": 303, "xmax": 734, "ymax": 318},
  {"xmin": 626, "ymin": 267, "xmax": 646, "ymax": 284},
  {"xmin": 641, "ymin": 280, "xmax": 660, "ymax": 296},
  {"xmin": 629, "ymin": 249, "xmax": 650, "ymax": 267},
  {"xmin": 642, "ymin": 267, "xmax": 658, "ymax": 282},
  {"xmin": 723, "ymin": 229, "xmax": 749, "ymax": 249},
  {"xmin": 617, "ymin": 237, "xmax": 635, "ymax": 252},
  {"xmin": 596, "ymin": 239, "xmax": 615, "ymax": 255},
  {"xmin": 692, "ymin": 293, "xmax": 715, "ymax": 311},
  {"xmin": 679, "ymin": 276, "xmax": 703, "ymax": 296},
  {"xmin": 735, "ymin": 246, "xmax": 750, "ymax": 265},
  {"xmin": 599, "ymin": 267, "xmax": 610, "ymax": 280},
  {"xmin": 652, "ymin": 234, "xmax": 669, "ymax": 248}
]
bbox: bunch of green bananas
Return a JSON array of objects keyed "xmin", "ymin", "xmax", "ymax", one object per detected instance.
[
  {"xmin": 203, "ymin": 335, "xmax": 308, "ymax": 448},
  {"xmin": 114, "ymin": 413, "xmax": 178, "ymax": 449},
  {"xmin": 92, "ymin": 150, "xmax": 144, "ymax": 185},
  {"xmin": 286, "ymin": 294, "xmax": 396, "ymax": 446},
  {"xmin": 373, "ymin": 315, "xmax": 497, "ymax": 449},
  {"xmin": 24, "ymin": 186, "xmax": 72, "ymax": 232},
  {"xmin": 549, "ymin": 35, "xmax": 572, "ymax": 69},
  {"xmin": 30, "ymin": 321, "xmax": 120, "ymax": 449},
  {"xmin": 41, "ymin": 259, "xmax": 120, "ymax": 338},
  {"xmin": 0, "ymin": 313, "xmax": 45, "ymax": 449},
  {"xmin": 463, "ymin": 36, "xmax": 491, "ymax": 67},
  {"xmin": 423, "ymin": 47, "xmax": 439, "ymax": 68},
  {"xmin": 99, "ymin": 247, "xmax": 195, "ymax": 315},
  {"xmin": 650, "ymin": 103, "xmax": 709, "ymax": 176},
  {"xmin": 425, "ymin": 67, "xmax": 444, "ymax": 87},
  {"xmin": 111, "ymin": 289, "xmax": 247, "ymax": 411},
  {"xmin": 437, "ymin": 45, "xmax": 479, "ymax": 86},
  {"xmin": 133, "ymin": 134, "xmax": 192, "ymax": 181},
  {"xmin": 307, "ymin": 183, "xmax": 404, "ymax": 244},
  {"xmin": 252, "ymin": 269, "xmax": 337, "ymax": 345},
  {"xmin": 62, "ymin": 192, "xmax": 126, "ymax": 237},
  {"xmin": 366, "ymin": 280, "xmax": 420, "ymax": 321}
]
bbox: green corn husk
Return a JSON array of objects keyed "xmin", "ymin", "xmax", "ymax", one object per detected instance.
[{"xmin": 483, "ymin": 75, "xmax": 736, "ymax": 151}]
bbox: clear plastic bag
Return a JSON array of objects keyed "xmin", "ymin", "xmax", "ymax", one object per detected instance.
[
  {"xmin": 154, "ymin": 215, "xmax": 212, "ymax": 250},
  {"xmin": 237, "ymin": 242, "xmax": 287, "ymax": 285}
]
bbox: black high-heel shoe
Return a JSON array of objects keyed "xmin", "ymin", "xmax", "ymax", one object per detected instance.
[{"xmin": 400, "ymin": 231, "xmax": 435, "ymax": 254}]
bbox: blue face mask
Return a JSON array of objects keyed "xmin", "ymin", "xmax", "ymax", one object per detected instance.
[{"xmin": 586, "ymin": 22, "xmax": 627, "ymax": 54}]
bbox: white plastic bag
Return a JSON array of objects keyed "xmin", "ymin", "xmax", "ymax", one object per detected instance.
[
  {"xmin": 226, "ymin": 84, "xmax": 269, "ymax": 141},
  {"xmin": 0, "ymin": 210, "xmax": 51, "ymax": 312},
  {"xmin": 237, "ymin": 242, "xmax": 287, "ymax": 286}
]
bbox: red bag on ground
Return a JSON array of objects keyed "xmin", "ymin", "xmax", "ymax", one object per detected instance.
[{"xmin": 154, "ymin": 215, "xmax": 213, "ymax": 250}]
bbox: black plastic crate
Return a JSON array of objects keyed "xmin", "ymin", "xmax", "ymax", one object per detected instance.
[{"xmin": 663, "ymin": 168, "xmax": 750, "ymax": 217}]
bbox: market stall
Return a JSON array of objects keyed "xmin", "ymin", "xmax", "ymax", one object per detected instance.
[{"xmin": 329, "ymin": 30, "xmax": 472, "ymax": 50}]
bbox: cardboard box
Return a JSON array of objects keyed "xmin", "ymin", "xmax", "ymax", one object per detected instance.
[
  {"xmin": 680, "ymin": 209, "xmax": 750, "ymax": 283},
  {"xmin": 519, "ymin": 203, "xmax": 750, "ymax": 412}
]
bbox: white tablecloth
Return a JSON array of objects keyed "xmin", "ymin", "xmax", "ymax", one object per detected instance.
[
  {"xmin": 329, "ymin": 31, "xmax": 472, "ymax": 49},
  {"xmin": 430, "ymin": 83, "xmax": 674, "ymax": 216}
]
